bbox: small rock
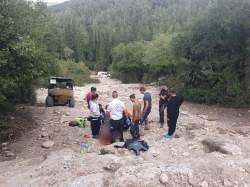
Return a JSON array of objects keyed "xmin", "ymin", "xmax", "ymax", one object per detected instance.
[
  {"xmin": 186, "ymin": 123, "xmax": 201, "ymax": 130},
  {"xmin": 188, "ymin": 175, "xmax": 199, "ymax": 187},
  {"xmin": 65, "ymin": 112, "xmax": 70, "ymax": 116},
  {"xmin": 2, "ymin": 142, "xmax": 8, "ymax": 147},
  {"xmin": 200, "ymin": 180, "xmax": 208, "ymax": 187},
  {"xmin": 159, "ymin": 173, "xmax": 169, "ymax": 184},
  {"xmin": 153, "ymin": 152, "xmax": 157, "ymax": 157},
  {"xmin": 41, "ymin": 132, "xmax": 49, "ymax": 137},
  {"xmin": 224, "ymin": 178, "xmax": 233, "ymax": 186},
  {"xmin": 2, "ymin": 147, "xmax": 7, "ymax": 150},
  {"xmin": 42, "ymin": 140, "xmax": 54, "ymax": 148},
  {"xmin": 10, "ymin": 117, "xmax": 15, "ymax": 120},
  {"xmin": 103, "ymin": 163, "xmax": 121, "ymax": 172},
  {"xmin": 181, "ymin": 111, "xmax": 188, "ymax": 115},
  {"xmin": 182, "ymin": 152, "xmax": 190, "ymax": 157},
  {"xmin": 6, "ymin": 152, "xmax": 14, "ymax": 157},
  {"xmin": 207, "ymin": 117, "xmax": 218, "ymax": 121},
  {"xmin": 197, "ymin": 115, "xmax": 208, "ymax": 120},
  {"xmin": 174, "ymin": 133, "xmax": 182, "ymax": 138},
  {"xmin": 149, "ymin": 82, "xmax": 157, "ymax": 86}
]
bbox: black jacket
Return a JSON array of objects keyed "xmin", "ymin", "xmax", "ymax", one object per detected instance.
[
  {"xmin": 159, "ymin": 89, "xmax": 169, "ymax": 105},
  {"xmin": 167, "ymin": 94, "xmax": 184, "ymax": 118}
]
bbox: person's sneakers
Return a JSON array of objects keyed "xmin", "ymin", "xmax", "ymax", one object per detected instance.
[
  {"xmin": 160, "ymin": 123, "xmax": 164, "ymax": 128},
  {"xmin": 163, "ymin": 134, "xmax": 172, "ymax": 138},
  {"xmin": 144, "ymin": 124, "xmax": 150, "ymax": 130},
  {"xmin": 92, "ymin": 135, "xmax": 99, "ymax": 139},
  {"xmin": 140, "ymin": 121, "xmax": 145, "ymax": 126}
]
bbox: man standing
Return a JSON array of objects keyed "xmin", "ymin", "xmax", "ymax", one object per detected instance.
[
  {"xmin": 129, "ymin": 94, "xmax": 141, "ymax": 140},
  {"xmin": 106, "ymin": 91, "xmax": 130, "ymax": 143},
  {"xmin": 86, "ymin": 86, "xmax": 96, "ymax": 110},
  {"xmin": 139, "ymin": 87, "xmax": 151, "ymax": 130},
  {"xmin": 159, "ymin": 83, "xmax": 169, "ymax": 128},
  {"xmin": 164, "ymin": 88, "xmax": 184, "ymax": 138},
  {"xmin": 90, "ymin": 93, "xmax": 101, "ymax": 138}
]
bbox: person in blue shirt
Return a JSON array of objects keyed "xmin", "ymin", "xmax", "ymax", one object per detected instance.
[
  {"xmin": 139, "ymin": 87, "xmax": 151, "ymax": 130},
  {"xmin": 99, "ymin": 104, "xmax": 105, "ymax": 124}
]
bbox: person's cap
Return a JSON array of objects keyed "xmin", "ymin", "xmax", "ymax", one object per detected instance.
[{"xmin": 91, "ymin": 86, "xmax": 96, "ymax": 91}]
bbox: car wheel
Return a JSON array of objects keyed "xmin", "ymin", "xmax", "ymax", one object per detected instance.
[
  {"xmin": 46, "ymin": 96, "xmax": 54, "ymax": 107},
  {"xmin": 69, "ymin": 97, "xmax": 75, "ymax": 108}
]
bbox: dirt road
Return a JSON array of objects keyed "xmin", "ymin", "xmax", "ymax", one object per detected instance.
[{"xmin": 1, "ymin": 77, "xmax": 250, "ymax": 187}]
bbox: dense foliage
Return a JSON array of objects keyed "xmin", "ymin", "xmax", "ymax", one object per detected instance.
[
  {"xmin": 52, "ymin": 0, "xmax": 250, "ymax": 107},
  {"xmin": 0, "ymin": 0, "xmax": 59, "ymax": 103},
  {"xmin": 1, "ymin": 0, "xmax": 250, "ymax": 108},
  {"xmin": 0, "ymin": 0, "xmax": 97, "ymax": 106}
]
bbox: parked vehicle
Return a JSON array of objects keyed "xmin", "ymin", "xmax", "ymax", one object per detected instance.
[
  {"xmin": 45, "ymin": 77, "xmax": 75, "ymax": 108},
  {"xmin": 97, "ymin": 71, "xmax": 109, "ymax": 78}
]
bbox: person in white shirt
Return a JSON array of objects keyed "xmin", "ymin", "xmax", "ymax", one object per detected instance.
[
  {"xmin": 90, "ymin": 93, "xmax": 101, "ymax": 138},
  {"xmin": 106, "ymin": 91, "xmax": 130, "ymax": 142}
]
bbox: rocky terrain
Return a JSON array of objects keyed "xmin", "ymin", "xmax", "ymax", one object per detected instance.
[{"xmin": 1, "ymin": 77, "xmax": 250, "ymax": 187}]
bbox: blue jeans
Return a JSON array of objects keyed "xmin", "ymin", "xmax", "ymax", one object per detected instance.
[{"xmin": 140, "ymin": 109, "xmax": 151, "ymax": 124}]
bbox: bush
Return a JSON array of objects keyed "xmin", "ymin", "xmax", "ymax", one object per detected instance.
[
  {"xmin": 0, "ymin": 99, "xmax": 16, "ymax": 113},
  {"xmin": 36, "ymin": 60, "xmax": 99, "ymax": 88},
  {"xmin": 142, "ymin": 73, "xmax": 157, "ymax": 84},
  {"xmin": 84, "ymin": 61, "xmax": 95, "ymax": 70}
]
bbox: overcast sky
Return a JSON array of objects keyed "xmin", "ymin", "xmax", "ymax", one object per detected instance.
[{"xmin": 29, "ymin": 0, "xmax": 68, "ymax": 3}]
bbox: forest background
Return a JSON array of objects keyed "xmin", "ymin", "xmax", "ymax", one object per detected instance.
[{"xmin": 1, "ymin": 0, "xmax": 250, "ymax": 111}]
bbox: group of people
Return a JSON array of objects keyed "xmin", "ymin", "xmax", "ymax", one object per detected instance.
[{"xmin": 86, "ymin": 83, "xmax": 184, "ymax": 144}]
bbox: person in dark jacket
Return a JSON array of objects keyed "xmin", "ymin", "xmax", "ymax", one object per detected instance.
[
  {"xmin": 159, "ymin": 83, "xmax": 169, "ymax": 128},
  {"xmin": 164, "ymin": 88, "xmax": 184, "ymax": 138}
]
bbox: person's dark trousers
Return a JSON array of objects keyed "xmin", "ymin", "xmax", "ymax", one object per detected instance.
[
  {"xmin": 91, "ymin": 118, "xmax": 101, "ymax": 136},
  {"xmin": 110, "ymin": 119, "xmax": 124, "ymax": 142},
  {"xmin": 159, "ymin": 103, "xmax": 167, "ymax": 124},
  {"xmin": 167, "ymin": 116, "xmax": 178, "ymax": 136},
  {"xmin": 130, "ymin": 120, "xmax": 140, "ymax": 140}
]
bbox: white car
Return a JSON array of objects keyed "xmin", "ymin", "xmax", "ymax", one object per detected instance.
[{"xmin": 97, "ymin": 71, "xmax": 109, "ymax": 78}]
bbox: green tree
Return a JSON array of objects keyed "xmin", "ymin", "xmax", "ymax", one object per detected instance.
[
  {"xmin": 0, "ymin": 0, "xmax": 58, "ymax": 102},
  {"xmin": 111, "ymin": 40, "xmax": 148, "ymax": 83}
]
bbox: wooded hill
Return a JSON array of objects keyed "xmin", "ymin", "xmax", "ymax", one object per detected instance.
[
  {"xmin": 1, "ymin": 0, "xmax": 250, "ymax": 107},
  {"xmin": 52, "ymin": 0, "xmax": 250, "ymax": 107}
]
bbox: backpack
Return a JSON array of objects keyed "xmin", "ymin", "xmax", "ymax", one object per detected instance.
[
  {"xmin": 124, "ymin": 139, "xmax": 136, "ymax": 147},
  {"xmin": 114, "ymin": 139, "xmax": 149, "ymax": 156},
  {"xmin": 139, "ymin": 140, "xmax": 149, "ymax": 150},
  {"xmin": 76, "ymin": 117, "xmax": 86, "ymax": 128}
]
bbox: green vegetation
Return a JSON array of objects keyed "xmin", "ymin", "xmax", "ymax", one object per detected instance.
[
  {"xmin": 1, "ymin": 0, "xmax": 250, "ymax": 110},
  {"xmin": 0, "ymin": 0, "xmax": 97, "ymax": 106},
  {"xmin": 0, "ymin": 0, "xmax": 99, "ymax": 141},
  {"xmin": 52, "ymin": 0, "xmax": 250, "ymax": 107}
]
